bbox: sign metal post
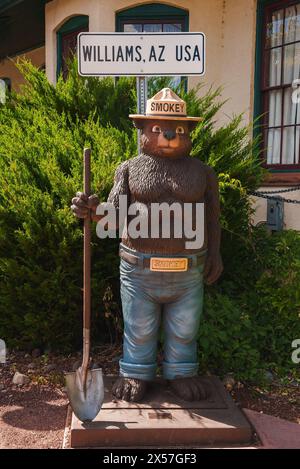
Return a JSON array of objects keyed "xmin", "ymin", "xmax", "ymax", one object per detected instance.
[
  {"xmin": 136, "ymin": 76, "xmax": 148, "ymax": 154},
  {"xmin": 77, "ymin": 32, "xmax": 206, "ymax": 154}
]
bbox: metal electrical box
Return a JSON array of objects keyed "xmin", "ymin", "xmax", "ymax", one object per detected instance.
[{"xmin": 267, "ymin": 197, "xmax": 284, "ymax": 231}]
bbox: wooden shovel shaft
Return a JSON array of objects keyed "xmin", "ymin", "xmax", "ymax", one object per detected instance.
[{"xmin": 82, "ymin": 148, "xmax": 91, "ymax": 375}]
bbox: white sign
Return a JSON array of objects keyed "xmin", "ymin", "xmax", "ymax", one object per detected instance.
[{"xmin": 78, "ymin": 32, "xmax": 205, "ymax": 77}]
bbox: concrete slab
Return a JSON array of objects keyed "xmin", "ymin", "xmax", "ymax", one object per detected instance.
[
  {"xmin": 70, "ymin": 376, "xmax": 253, "ymax": 448},
  {"xmin": 244, "ymin": 409, "xmax": 300, "ymax": 449}
]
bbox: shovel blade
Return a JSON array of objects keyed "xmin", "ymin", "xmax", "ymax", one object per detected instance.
[{"xmin": 65, "ymin": 368, "xmax": 104, "ymax": 422}]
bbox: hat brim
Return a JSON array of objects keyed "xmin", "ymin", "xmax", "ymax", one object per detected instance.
[{"xmin": 129, "ymin": 114, "xmax": 202, "ymax": 122}]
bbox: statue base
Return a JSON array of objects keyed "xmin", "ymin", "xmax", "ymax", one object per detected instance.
[{"xmin": 69, "ymin": 375, "xmax": 252, "ymax": 448}]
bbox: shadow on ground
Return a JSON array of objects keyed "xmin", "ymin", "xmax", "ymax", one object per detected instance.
[{"xmin": 1, "ymin": 386, "xmax": 67, "ymax": 431}]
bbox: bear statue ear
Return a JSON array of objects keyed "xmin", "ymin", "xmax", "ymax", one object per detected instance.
[
  {"xmin": 131, "ymin": 118, "xmax": 145, "ymax": 130},
  {"xmin": 188, "ymin": 121, "xmax": 199, "ymax": 132}
]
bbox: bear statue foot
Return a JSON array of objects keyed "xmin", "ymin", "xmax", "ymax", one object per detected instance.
[
  {"xmin": 169, "ymin": 376, "xmax": 210, "ymax": 401},
  {"xmin": 112, "ymin": 377, "xmax": 148, "ymax": 402}
]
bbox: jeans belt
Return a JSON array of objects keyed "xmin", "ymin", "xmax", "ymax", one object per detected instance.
[{"xmin": 119, "ymin": 248, "xmax": 206, "ymax": 270}]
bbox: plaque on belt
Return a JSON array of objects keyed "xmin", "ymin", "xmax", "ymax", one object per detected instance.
[{"xmin": 150, "ymin": 257, "xmax": 188, "ymax": 272}]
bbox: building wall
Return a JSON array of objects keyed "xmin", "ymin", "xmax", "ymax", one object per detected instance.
[
  {"xmin": 44, "ymin": 0, "xmax": 300, "ymax": 231},
  {"xmin": 0, "ymin": 46, "xmax": 45, "ymax": 92},
  {"xmin": 45, "ymin": 0, "xmax": 257, "ymax": 126},
  {"xmin": 252, "ymin": 189, "xmax": 300, "ymax": 231}
]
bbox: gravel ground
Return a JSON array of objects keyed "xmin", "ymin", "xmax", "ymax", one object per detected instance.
[
  {"xmin": 0, "ymin": 346, "xmax": 299, "ymax": 448},
  {"xmin": 0, "ymin": 385, "xmax": 67, "ymax": 449},
  {"xmin": 232, "ymin": 383, "xmax": 300, "ymax": 424},
  {"xmin": 0, "ymin": 346, "xmax": 121, "ymax": 449}
]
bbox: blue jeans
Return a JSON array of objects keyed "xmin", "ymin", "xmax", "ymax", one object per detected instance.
[{"xmin": 119, "ymin": 244, "xmax": 205, "ymax": 381}]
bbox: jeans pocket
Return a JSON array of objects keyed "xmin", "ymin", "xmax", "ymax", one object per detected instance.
[
  {"xmin": 190, "ymin": 263, "xmax": 204, "ymax": 281},
  {"xmin": 120, "ymin": 259, "xmax": 138, "ymax": 275}
]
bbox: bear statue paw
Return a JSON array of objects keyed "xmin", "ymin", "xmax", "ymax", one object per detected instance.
[
  {"xmin": 169, "ymin": 376, "xmax": 210, "ymax": 401},
  {"xmin": 112, "ymin": 377, "xmax": 147, "ymax": 402}
]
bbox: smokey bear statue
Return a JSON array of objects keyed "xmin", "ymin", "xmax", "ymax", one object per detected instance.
[{"xmin": 71, "ymin": 88, "xmax": 223, "ymax": 402}]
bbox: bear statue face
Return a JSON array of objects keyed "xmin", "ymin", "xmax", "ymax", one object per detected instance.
[{"xmin": 134, "ymin": 119, "xmax": 196, "ymax": 160}]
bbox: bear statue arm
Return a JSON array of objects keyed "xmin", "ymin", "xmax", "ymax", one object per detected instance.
[
  {"xmin": 203, "ymin": 167, "xmax": 223, "ymax": 284},
  {"xmin": 99, "ymin": 160, "xmax": 130, "ymax": 229},
  {"xmin": 92, "ymin": 160, "xmax": 130, "ymax": 225},
  {"xmin": 204, "ymin": 167, "xmax": 221, "ymax": 254},
  {"xmin": 107, "ymin": 160, "xmax": 130, "ymax": 208}
]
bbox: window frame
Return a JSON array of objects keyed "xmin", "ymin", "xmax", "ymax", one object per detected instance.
[
  {"xmin": 256, "ymin": 0, "xmax": 300, "ymax": 171},
  {"xmin": 119, "ymin": 17, "xmax": 186, "ymax": 33},
  {"xmin": 116, "ymin": 3, "xmax": 189, "ymax": 33},
  {"xmin": 56, "ymin": 15, "xmax": 89, "ymax": 79},
  {"xmin": 116, "ymin": 4, "xmax": 189, "ymax": 91}
]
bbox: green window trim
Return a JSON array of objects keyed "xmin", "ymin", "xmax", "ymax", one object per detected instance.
[
  {"xmin": 254, "ymin": 0, "xmax": 300, "ymax": 173},
  {"xmin": 116, "ymin": 3, "xmax": 189, "ymax": 32},
  {"xmin": 56, "ymin": 15, "xmax": 89, "ymax": 78},
  {"xmin": 116, "ymin": 3, "xmax": 189, "ymax": 91},
  {"xmin": 254, "ymin": 0, "xmax": 275, "ymax": 128}
]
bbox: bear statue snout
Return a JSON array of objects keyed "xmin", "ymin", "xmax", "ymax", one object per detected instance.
[{"xmin": 163, "ymin": 130, "xmax": 176, "ymax": 141}]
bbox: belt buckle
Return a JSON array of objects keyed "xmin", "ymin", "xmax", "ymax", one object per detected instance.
[{"xmin": 150, "ymin": 257, "xmax": 188, "ymax": 272}]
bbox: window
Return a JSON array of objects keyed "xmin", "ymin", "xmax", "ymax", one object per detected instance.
[
  {"xmin": 0, "ymin": 77, "xmax": 11, "ymax": 103},
  {"xmin": 0, "ymin": 79, "xmax": 6, "ymax": 104},
  {"xmin": 121, "ymin": 20, "xmax": 184, "ymax": 33},
  {"xmin": 0, "ymin": 77, "xmax": 11, "ymax": 92},
  {"xmin": 116, "ymin": 4, "xmax": 189, "ymax": 87},
  {"xmin": 57, "ymin": 15, "xmax": 89, "ymax": 79},
  {"xmin": 260, "ymin": 1, "xmax": 300, "ymax": 169}
]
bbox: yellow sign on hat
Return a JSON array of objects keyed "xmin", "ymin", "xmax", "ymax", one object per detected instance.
[{"xmin": 129, "ymin": 88, "xmax": 202, "ymax": 122}]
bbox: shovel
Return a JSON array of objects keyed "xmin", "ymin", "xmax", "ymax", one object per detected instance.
[{"xmin": 65, "ymin": 148, "xmax": 104, "ymax": 422}]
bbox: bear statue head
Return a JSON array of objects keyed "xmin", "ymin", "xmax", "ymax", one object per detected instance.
[
  {"xmin": 134, "ymin": 119, "xmax": 197, "ymax": 160},
  {"xmin": 130, "ymin": 88, "xmax": 201, "ymax": 160}
]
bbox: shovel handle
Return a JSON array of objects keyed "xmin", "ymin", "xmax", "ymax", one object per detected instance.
[{"xmin": 82, "ymin": 148, "xmax": 91, "ymax": 374}]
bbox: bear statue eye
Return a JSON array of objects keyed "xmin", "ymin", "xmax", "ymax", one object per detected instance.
[
  {"xmin": 176, "ymin": 126, "xmax": 185, "ymax": 135},
  {"xmin": 152, "ymin": 125, "xmax": 162, "ymax": 133}
]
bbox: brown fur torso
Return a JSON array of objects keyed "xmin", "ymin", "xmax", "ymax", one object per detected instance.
[
  {"xmin": 128, "ymin": 153, "xmax": 205, "ymax": 203},
  {"xmin": 121, "ymin": 154, "xmax": 208, "ymax": 254}
]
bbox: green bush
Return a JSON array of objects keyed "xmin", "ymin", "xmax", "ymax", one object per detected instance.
[
  {"xmin": 247, "ymin": 230, "xmax": 300, "ymax": 372},
  {"xmin": 0, "ymin": 61, "xmax": 136, "ymax": 350},
  {"xmin": 199, "ymin": 229, "xmax": 300, "ymax": 381},
  {"xmin": 0, "ymin": 59, "xmax": 299, "ymax": 383}
]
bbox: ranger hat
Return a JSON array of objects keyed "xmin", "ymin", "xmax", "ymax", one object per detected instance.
[{"xmin": 129, "ymin": 87, "xmax": 202, "ymax": 122}]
